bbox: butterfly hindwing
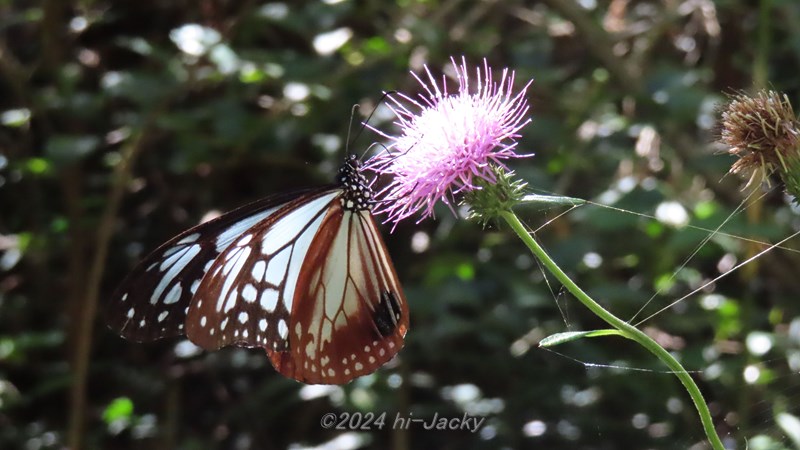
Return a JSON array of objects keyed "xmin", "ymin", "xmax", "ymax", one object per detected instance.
[
  {"xmin": 106, "ymin": 188, "xmax": 322, "ymax": 342},
  {"xmin": 266, "ymin": 205, "xmax": 409, "ymax": 384}
]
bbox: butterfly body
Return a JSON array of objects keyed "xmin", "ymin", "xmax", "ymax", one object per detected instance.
[{"xmin": 107, "ymin": 156, "xmax": 408, "ymax": 384}]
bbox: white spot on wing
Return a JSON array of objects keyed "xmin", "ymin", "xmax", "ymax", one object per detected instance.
[
  {"xmin": 278, "ymin": 319, "xmax": 288, "ymax": 339},
  {"xmin": 321, "ymin": 320, "xmax": 332, "ymax": 347},
  {"xmin": 236, "ymin": 234, "xmax": 253, "ymax": 246},
  {"xmin": 242, "ymin": 283, "xmax": 257, "ymax": 303},
  {"xmin": 259, "ymin": 319, "xmax": 267, "ymax": 331},
  {"xmin": 259, "ymin": 288, "xmax": 279, "ymax": 312},
  {"xmin": 163, "ymin": 283, "xmax": 182, "ymax": 305},
  {"xmin": 264, "ymin": 247, "xmax": 290, "ymax": 286},
  {"xmin": 251, "ymin": 260, "xmax": 267, "ymax": 282},
  {"xmin": 238, "ymin": 311, "xmax": 249, "ymax": 324},
  {"xmin": 333, "ymin": 313, "xmax": 347, "ymax": 331}
]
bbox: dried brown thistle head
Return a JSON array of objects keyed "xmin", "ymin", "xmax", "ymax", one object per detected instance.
[{"xmin": 719, "ymin": 90, "xmax": 800, "ymax": 187}]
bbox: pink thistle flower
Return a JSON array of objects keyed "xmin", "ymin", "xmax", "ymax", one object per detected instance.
[{"xmin": 367, "ymin": 57, "xmax": 533, "ymax": 225}]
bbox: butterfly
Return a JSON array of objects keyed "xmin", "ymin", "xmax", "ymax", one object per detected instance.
[{"xmin": 106, "ymin": 155, "xmax": 409, "ymax": 384}]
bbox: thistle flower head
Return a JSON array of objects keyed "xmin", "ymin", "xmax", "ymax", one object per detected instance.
[
  {"xmin": 720, "ymin": 90, "xmax": 800, "ymax": 181},
  {"xmin": 367, "ymin": 57, "xmax": 533, "ymax": 225}
]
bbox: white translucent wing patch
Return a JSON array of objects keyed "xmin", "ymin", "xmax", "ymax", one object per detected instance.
[
  {"xmin": 186, "ymin": 191, "xmax": 340, "ymax": 350},
  {"xmin": 107, "ymin": 188, "xmax": 321, "ymax": 342}
]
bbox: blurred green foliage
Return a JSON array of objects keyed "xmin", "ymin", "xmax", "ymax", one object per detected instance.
[{"xmin": 2, "ymin": 0, "xmax": 800, "ymax": 449}]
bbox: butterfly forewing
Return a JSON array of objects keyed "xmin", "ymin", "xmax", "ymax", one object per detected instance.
[
  {"xmin": 106, "ymin": 188, "xmax": 321, "ymax": 342},
  {"xmin": 185, "ymin": 190, "xmax": 340, "ymax": 351},
  {"xmin": 267, "ymin": 206, "xmax": 409, "ymax": 384}
]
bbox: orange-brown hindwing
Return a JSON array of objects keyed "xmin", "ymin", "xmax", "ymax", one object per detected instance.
[{"xmin": 267, "ymin": 204, "xmax": 409, "ymax": 384}]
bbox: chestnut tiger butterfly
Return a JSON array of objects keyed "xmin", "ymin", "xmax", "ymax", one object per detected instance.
[{"xmin": 106, "ymin": 155, "xmax": 409, "ymax": 384}]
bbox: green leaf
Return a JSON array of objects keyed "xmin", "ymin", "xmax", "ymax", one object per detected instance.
[
  {"xmin": 363, "ymin": 37, "xmax": 390, "ymax": 56},
  {"xmin": 239, "ymin": 64, "xmax": 266, "ymax": 83},
  {"xmin": 539, "ymin": 329, "xmax": 624, "ymax": 347},
  {"xmin": 24, "ymin": 157, "xmax": 51, "ymax": 175},
  {"xmin": 519, "ymin": 194, "xmax": 586, "ymax": 207},
  {"xmin": 455, "ymin": 262, "xmax": 475, "ymax": 281},
  {"xmin": 693, "ymin": 200, "xmax": 716, "ymax": 220},
  {"xmin": 103, "ymin": 397, "xmax": 134, "ymax": 424}
]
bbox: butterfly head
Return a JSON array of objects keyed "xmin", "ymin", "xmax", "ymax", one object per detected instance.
[{"xmin": 338, "ymin": 155, "xmax": 373, "ymax": 212}]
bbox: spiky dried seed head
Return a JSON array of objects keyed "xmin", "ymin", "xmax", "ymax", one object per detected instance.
[{"xmin": 720, "ymin": 90, "xmax": 800, "ymax": 177}]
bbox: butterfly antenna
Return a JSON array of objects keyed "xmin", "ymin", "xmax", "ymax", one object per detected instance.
[
  {"xmin": 349, "ymin": 91, "xmax": 397, "ymax": 161},
  {"xmin": 345, "ymin": 104, "xmax": 360, "ymax": 158}
]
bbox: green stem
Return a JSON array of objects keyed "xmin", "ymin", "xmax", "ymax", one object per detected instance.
[{"xmin": 500, "ymin": 210, "xmax": 725, "ymax": 450}]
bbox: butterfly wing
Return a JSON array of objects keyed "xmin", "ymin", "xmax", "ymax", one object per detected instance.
[
  {"xmin": 266, "ymin": 205, "xmax": 409, "ymax": 384},
  {"xmin": 185, "ymin": 190, "xmax": 342, "ymax": 351},
  {"xmin": 184, "ymin": 192, "xmax": 409, "ymax": 384},
  {"xmin": 109, "ymin": 156, "xmax": 408, "ymax": 384},
  {"xmin": 106, "ymin": 188, "xmax": 323, "ymax": 342}
]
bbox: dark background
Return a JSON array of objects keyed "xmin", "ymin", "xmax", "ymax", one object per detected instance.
[{"xmin": 2, "ymin": 0, "xmax": 800, "ymax": 449}]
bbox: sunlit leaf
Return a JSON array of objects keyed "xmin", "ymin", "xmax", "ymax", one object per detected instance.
[
  {"xmin": 313, "ymin": 27, "xmax": 352, "ymax": 56},
  {"xmin": 363, "ymin": 37, "xmax": 390, "ymax": 56},
  {"xmin": 25, "ymin": 157, "xmax": 50, "ymax": 175},
  {"xmin": 455, "ymin": 262, "xmax": 475, "ymax": 281},
  {"xmin": 539, "ymin": 330, "xmax": 623, "ymax": 347},
  {"xmin": 170, "ymin": 23, "xmax": 221, "ymax": 56},
  {"xmin": 1, "ymin": 108, "xmax": 31, "ymax": 127},
  {"xmin": 693, "ymin": 200, "xmax": 716, "ymax": 220},
  {"xmin": 519, "ymin": 193, "xmax": 585, "ymax": 207},
  {"xmin": 644, "ymin": 220, "xmax": 664, "ymax": 237},
  {"xmin": 239, "ymin": 64, "xmax": 266, "ymax": 83},
  {"xmin": 103, "ymin": 397, "xmax": 134, "ymax": 424}
]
